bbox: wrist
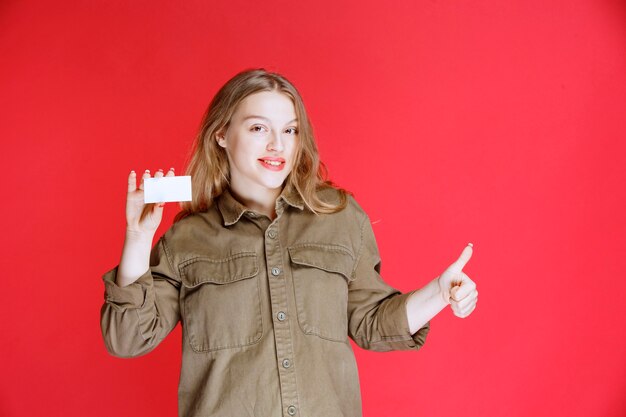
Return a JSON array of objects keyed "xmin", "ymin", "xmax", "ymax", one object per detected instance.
[
  {"xmin": 406, "ymin": 278, "xmax": 450, "ymax": 333},
  {"xmin": 125, "ymin": 228, "xmax": 154, "ymax": 244},
  {"xmin": 435, "ymin": 275, "xmax": 452, "ymax": 305}
]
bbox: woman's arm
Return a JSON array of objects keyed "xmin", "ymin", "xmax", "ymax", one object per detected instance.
[
  {"xmin": 101, "ymin": 236, "xmax": 181, "ymax": 358},
  {"xmin": 347, "ymin": 213, "xmax": 432, "ymax": 352},
  {"xmin": 100, "ymin": 168, "xmax": 181, "ymax": 358}
]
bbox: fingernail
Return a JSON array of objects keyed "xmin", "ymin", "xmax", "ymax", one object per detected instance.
[
  {"xmin": 130, "ymin": 170, "xmax": 135, "ymax": 174},
  {"xmin": 158, "ymin": 168, "xmax": 164, "ymax": 172},
  {"xmin": 170, "ymin": 167, "xmax": 175, "ymax": 171},
  {"xmin": 145, "ymin": 169, "xmax": 150, "ymax": 173},
  {"xmin": 468, "ymin": 243, "xmax": 473, "ymax": 247}
]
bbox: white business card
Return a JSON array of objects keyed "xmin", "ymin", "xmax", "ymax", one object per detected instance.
[{"xmin": 144, "ymin": 176, "xmax": 192, "ymax": 203}]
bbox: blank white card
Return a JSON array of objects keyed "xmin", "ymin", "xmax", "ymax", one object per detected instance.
[{"xmin": 144, "ymin": 176, "xmax": 192, "ymax": 203}]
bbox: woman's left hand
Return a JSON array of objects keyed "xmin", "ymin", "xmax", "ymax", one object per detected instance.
[{"xmin": 437, "ymin": 243, "xmax": 478, "ymax": 318}]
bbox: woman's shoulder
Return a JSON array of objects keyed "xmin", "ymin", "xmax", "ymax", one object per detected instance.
[{"xmin": 315, "ymin": 185, "xmax": 368, "ymax": 220}]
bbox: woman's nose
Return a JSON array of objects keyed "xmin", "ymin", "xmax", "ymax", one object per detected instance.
[{"xmin": 267, "ymin": 132, "xmax": 284, "ymax": 152}]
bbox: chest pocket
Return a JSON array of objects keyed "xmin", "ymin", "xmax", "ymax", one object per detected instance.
[
  {"xmin": 180, "ymin": 252, "xmax": 262, "ymax": 353},
  {"xmin": 288, "ymin": 244, "xmax": 355, "ymax": 342}
]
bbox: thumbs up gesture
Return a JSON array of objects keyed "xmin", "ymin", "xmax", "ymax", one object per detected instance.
[{"xmin": 437, "ymin": 243, "xmax": 478, "ymax": 318}]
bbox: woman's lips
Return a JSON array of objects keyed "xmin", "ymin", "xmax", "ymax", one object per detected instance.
[{"xmin": 259, "ymin": 158, "xmax": 286, "ymax": 171}]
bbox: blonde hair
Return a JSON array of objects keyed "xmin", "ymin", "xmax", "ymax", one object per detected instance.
[{"xmin": 174, "ymin": 68, "xmax": 348, "ymax": 222}]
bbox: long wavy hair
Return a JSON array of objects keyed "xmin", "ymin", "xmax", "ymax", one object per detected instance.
[{"xmin": 174, "ymin": 68, "xmax": 348, "ymax": 223}]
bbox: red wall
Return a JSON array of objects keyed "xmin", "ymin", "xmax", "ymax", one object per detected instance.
[{"xmin": 1, "ymin": 1, "xmax": 625, "ymax": 416}]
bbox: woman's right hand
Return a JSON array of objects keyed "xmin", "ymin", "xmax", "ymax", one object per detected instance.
[{"xmin": 126, "ymin": 168, "xmax": 176, "ymax": 238}]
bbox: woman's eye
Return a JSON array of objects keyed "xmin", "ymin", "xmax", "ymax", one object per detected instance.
[
  {"xmin": 285, "ymin": 127, "xmax": 298, "ymax": 135},
  {"xmin": 251, "ymin": 125, "xmax": 266, "ymax": 132}
]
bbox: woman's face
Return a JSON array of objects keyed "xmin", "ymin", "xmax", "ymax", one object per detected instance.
[{"xmin": 217, "ymin": 90, "xmax": 299, "ymax": 202}]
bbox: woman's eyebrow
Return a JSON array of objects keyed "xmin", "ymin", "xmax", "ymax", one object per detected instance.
[{"xmin": 242, "ymin": 115, "xmax": 298, "ymax": 124}]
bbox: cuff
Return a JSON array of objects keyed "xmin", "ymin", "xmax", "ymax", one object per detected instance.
[
  {"xmin": 410, "ymin": 320, "xmax": 430, "ymax": 348},
  {"xmin": 102, "ymin": 266, "xmax": 153, "ymax": 309},
  {"xmin": 375, "ymin": 291, "xmax": 431, "ymax": 351}
]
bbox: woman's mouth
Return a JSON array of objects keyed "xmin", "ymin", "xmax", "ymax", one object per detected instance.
[{"xmin": 259, "ymin": 158, "xmax": 286, "ymax": 171}]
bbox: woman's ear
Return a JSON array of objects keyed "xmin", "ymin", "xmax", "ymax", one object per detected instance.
[{"xmin": 216, "ymin": 130, "xmax": 227, "ymax": 148}]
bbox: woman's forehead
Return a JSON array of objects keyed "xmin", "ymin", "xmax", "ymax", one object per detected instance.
[{"xmin": 234, "ymin": 91, "xmax": 297, "ymax": 123}]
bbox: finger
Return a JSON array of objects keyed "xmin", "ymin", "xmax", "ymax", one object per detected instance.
[
  {"xmin": 449, "ymin": 243, "xmax": 473, "ymax": 272},
  {"xmin": 165, "ymin": 167, "xmax": 175, "ymax": 177},
  {"xmin": 139, "ymin": 169, "xmax": 151, "ymax": 191},
  {"xmin": 452, "ymin": 298, "xmax": 476, "ymax": 317},
  {"xmin": 127, "ymin": 170, "xmax": 137, "ymax": 193},
  {"xmin": 459, "ymin": 302, "xmax": 477, "ymax": 318},
  {"xmin": 451, "ymin": 299, "xmax": 470, "ymax": 317},
  {"xmin": 454, "ymin": 290, "xmax": 477, "ymax": 310},
  {"xmin": 153, "ymin": 169, "xmax": 168, "ymax": 207},
  {"xmin": 452, "ymin": 276, "xmax": 477, "ymax": 301}
]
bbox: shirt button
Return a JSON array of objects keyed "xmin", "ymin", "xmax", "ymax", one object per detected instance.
[
  {"xmin": 277, "ymin": 311, "xmax": 286, "ymax": 321},
  {"xmin": 247, "ymin": 211, "xmax": 256, "ymax": 217},
  {"xmin": 268, "ymin": 229, "xmax": 277, "ymax": 239},
  {"xmin": 287, "ymin": 405, "xmax": 297, "ymax": 415},
  {"xmin": 271, "ymin": 267, "xmax": 281, "ymax": 276},
  {"xmin": 282, "ymin": 358, "xmax": 291, "ymax": 368}
]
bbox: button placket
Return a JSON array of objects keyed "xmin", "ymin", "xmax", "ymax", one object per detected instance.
[{"xmin": 265, "ymin": 216, "xmax": 299, "ymax": 414}]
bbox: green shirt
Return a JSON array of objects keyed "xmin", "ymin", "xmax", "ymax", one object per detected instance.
[{"xmin": 100, "ymin": 187, "xmax": 430, "ymax": 417}]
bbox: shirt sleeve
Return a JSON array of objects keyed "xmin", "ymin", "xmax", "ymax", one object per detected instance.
[
  {"xmin": 347, "ymin": 215, "xmax": 430, "ymax": 352},
  {"xmin": 100, "ymin": 235, "xmax": 181, "ymax": 358}
]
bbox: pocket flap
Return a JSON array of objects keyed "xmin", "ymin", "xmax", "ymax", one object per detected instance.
[
  {"xmin": 288, "ymin": 244, "xmax": 355, "ymax": 281},
  {"xmin": 180, "ymin": 252, "xmax": 259, "ymax": 288}
]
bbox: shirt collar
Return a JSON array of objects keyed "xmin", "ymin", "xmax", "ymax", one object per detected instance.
[{"xmin": 217, "ymin": 187, "xmax": 304, "ymax": 226}]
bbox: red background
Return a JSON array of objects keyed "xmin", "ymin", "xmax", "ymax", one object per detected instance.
[{"xmin": 1, "ymin": 1, "xmax": 625, "ymax": 416}]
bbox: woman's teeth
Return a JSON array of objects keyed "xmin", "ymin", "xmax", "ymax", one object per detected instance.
[{"xmin": 263, "ymin": 160, "xmax": 282, "ymax": 166}]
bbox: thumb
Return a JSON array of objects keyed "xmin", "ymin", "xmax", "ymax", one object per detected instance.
[{"xmin": 450, "ymin": 243, "xmax": 473, "ymax": 271}]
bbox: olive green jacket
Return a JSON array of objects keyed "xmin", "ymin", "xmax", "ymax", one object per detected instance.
[{"xmin": 100, "ymin": 187, "xmax": 430, "ymax": 417}]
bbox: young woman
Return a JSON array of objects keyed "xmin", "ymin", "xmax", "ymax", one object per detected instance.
[{"xmin": 100, "ymin": 68, "xmax": 478, "ymax": 417}]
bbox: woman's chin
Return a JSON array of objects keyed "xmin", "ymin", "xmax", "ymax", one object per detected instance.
[{"xmin": 260, "ymin": 175, "xmax": 290, "ymax": 191}]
